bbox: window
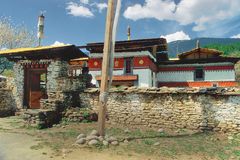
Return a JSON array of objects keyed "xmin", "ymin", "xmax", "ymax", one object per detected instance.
[
  {"xmin": 124, "ymin": 58, "xmax": 133, "ymax": 74},
  {"xmin": 194, "ymin": 68, "xmax": 204, "ymax": 81},
  {"xmin": 40, "ymin": 73, "xmax": 47, "ymax": 92}
]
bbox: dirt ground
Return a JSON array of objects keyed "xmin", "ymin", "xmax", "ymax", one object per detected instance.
[{"xmin": 0, "ymin": 116, "xmax": 239, "ymax": 160}]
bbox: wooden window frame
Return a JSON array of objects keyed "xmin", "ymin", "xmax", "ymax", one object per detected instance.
[{"xmin": 194, "ymin": 67, "xmax": 205, "ymax": 81}]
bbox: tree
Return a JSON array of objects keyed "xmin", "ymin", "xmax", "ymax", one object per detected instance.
[{"xmin": 0, "ymin": 17, "xmax": 37, "ymax": 74}]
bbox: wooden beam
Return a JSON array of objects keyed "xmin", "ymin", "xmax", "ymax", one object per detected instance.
[{"xmin": 98, "ymin": 0, "xmax": 116, "ymax": 136}]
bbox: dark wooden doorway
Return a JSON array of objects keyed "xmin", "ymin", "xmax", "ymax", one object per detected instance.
[{"xmin": 24, "ymin": 64, "xmax": 48, "ymax": 109}]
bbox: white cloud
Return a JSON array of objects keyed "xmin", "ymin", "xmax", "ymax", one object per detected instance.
[
  {"xmin": 124, "ymin": 0, "xmax": 175, "ymax": 21},
  {"xmin": 51, "ymin": 41, "xmax": 66, "ymax": 46},
  {"xmin": 0, "ymin": 48, "xmax": 8, "ymax": 51},
  {"xmin": 160, "ymin": 31, "xmax": 190, "ymax": 42},
  {"xmin": 66, "ymin": 2, "xmax": 94, "ymax": 18},
  {"xmin": 95, "ymin": 3, "xmax": 107, "ymax": 12},
  {"xmin": 231, "ymin": 34, "xmax": 240, "ymax": 39},
  {"xmin": 80, "ymin": 0, "xmax": 89, "ymax": 5},
  {"xmin": 124, "ymin": 0, "xmax": 240, "ymax": 31}
]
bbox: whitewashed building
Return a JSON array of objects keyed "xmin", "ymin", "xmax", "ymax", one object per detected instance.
[
  {"xmin": 158, "ymin": 46, "xmax": 239, "ymax": 87},
  {"xmin": 70, "ymin": 39, "xmax": 239, "ymax": 88},
  {"xmin": 83, "ymin": 38, "xmax": 168, "ymax": 87}
]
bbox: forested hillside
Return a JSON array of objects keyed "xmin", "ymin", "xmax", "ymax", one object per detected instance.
[
  {"xmin": 168, "ymin": 38, "xmax": 240, "ymax": 57},
  {"xmin": 205, "ymin": 42, "xmax": 240, "ymax": 57}
]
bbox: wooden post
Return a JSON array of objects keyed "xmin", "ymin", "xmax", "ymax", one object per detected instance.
[{"xmin": 98, "ymin": 0, "xmax": 115, "ymax": 136}]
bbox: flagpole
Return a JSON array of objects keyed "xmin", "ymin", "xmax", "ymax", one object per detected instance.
[{"xmin": 98, "ymin": 0, "xmax": 116, "ymax": 136}]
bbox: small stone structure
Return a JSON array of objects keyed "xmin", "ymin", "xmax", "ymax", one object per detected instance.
[
  {"xmin": 80, "ymin": 87, "xmax": 240, "ymax": 133},
  {"xmin": 12, "ymin": 60, "xmax": 92, "ymax": 128},
  {"xmin": 0, "ymin": 77, "xmax": 16, "ymax": 117}
]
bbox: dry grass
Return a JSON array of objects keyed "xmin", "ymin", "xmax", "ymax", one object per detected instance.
[{"xmin": 30, "ymin": 122, "xmax": 240, "ymax": 160}]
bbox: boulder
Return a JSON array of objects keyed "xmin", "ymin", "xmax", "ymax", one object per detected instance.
[
  {"xmin": 90, "ymin": 130, "xmax": 99, "ymax": 136},
  {"xmin": 88, "ymin": 139, "xmax": 98, "ymax": 146},
  {"xmin": 76, "ymin": 138, "xmax": 86, "ymax": 145},
  {"xmin": 111, "ymin": 141, "xmax": 119, "ymax": 146},
  {"xmin": 102, "ymin": 140, "xmax": 109, "ymax": 146},
  {"xmin": 86, "ymin": 135, "xmax": 98, "ymax": 141},
  {"xmin": 153, "ymin": 142, "xmax": 160, "ymax": 146},
  {"xmin": 107, "ymin": 136, "xmax": 117, "ymax": 143},
  {"xmin": 77, "ymin": 134, "xmax": 86, "ymax": 139}
]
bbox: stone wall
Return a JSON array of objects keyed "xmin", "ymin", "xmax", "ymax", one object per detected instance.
[
  {"xmin": 0, "ymin": 77, "xmax": 16, "ymax": 117},
  {"xmin": 13, "ymin": 62, "xmax": 24, "ymax": 109},
  {"xmin": 80, "ymin": 87, "xmax": 240, "ymax": 133},
  {"xmin": 41, "ymin": 60, "xmax": 92, "ymax": 110}
]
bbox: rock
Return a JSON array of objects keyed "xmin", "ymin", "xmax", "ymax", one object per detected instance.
[
  {"xmin": 86, "ymin": 135, "xmax": 98, "ymax": 141},
  {"xmin": 88, "ymin": 139, "xmax": 98, "ymax": 146},
  {"xmin": 124, "ymin": 139, "xmax": 129, "ymax": 143},
  {"xmin": 175, "ymin": 129, "xmax": 181, "ymax": 133},
  {"xmin": 107, "ymin": 136, "xmax": 117, "ymax": 143},
  {"xmin": 111, "ymin": 141, "xmax": 119, "ymax": 146},
  {"xmin": 98, "ymin": 136, "xmax": 104, "ymax": 142},
  {"xmin": 76, "ymin": 138, "xmax": 86, "ymax": 145},
  {"xmin": 90, "ymin": 130, "xmax": 99, "ymax": 136},
  {"xmin": 104, "ymin": 135, "xmax": 109, "ymax": 140},
  {"xmin": 158, "ymin": 128, "xmax": 164, "ymax": 133},
  {"xmin": 77, "ymin": 134, "xmax": 86, "ymax": 139},
  {"xmin": 124, "ymin": 129, "xmax": 131, "ymax": 133},
  {"xmin": 153, "ymin": 142, "xmax": 160, "ymax": 146},
  {"xmin": 102, "ymin": 140, "xmax": 109, "ymax": 146},
  {"xmin": 228, "ymin": 136, "xmax": 234, "ymax": 140}
]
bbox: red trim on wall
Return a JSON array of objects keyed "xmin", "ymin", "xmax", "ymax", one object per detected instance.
[
  {"xmin": 159, "ymin": 67, "xmax": 195, "ymax": 72},
  {"xmin": 114, "ymin": 58, "xmax": 124, "ymax": 69},
  {"xmin": 96, "ymin": 75, "xmax": 138, "ymax": 81},
  {"xmin": 159, "ymin": 65, "xmax": 235, "ymax": 72},
  {"xmin": 158, "ymin": 81, "xmax": 238, "ymax": 87},
  {"xmin": 204, "ymin": 66, "xmax": 234, "ymax": 70},
  {"xmin": 133, "ymin": 56, "xmax": 157, "ymax": 72},
  {"xmin": 88, "ymin": 56, "xmax": 158, "ymax": 72},
  {"xmin": 88, "ymin": 58, "xmax": 102, "ymax": 69}
]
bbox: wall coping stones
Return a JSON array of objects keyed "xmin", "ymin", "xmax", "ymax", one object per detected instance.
[{"xmin": 83, "ymin": 87, "xmax": 240, "ymax": 96}]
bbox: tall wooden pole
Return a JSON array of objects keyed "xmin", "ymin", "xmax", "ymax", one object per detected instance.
[{"xmin": 98, "ymin": 0, "xmax": 115, "ymax": 136}]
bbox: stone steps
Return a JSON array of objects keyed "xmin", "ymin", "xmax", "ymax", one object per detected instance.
[{"xmin": 15, "ymin": 109, "xmax": 61, "ymax": 129}]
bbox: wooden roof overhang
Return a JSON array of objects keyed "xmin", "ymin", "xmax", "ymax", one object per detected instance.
[
  {"xmin": 79, "ymin": 38, "xmax": 168, "ymax": 55},
  {"xmin": 178, "ymin": 48, "xmax": 223, "ymax": 59},
  {"xmin": 159, "ymin": 57, "xmax": 240, "ymax": 65},
  {"xmin": 0, "ymin": 45, "xmax": 87, "ymax": 61}
]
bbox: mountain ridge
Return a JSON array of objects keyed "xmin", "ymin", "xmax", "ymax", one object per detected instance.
[{"xmin": 168, "ymin": 38, "xmax": 240, "ymax": 57}]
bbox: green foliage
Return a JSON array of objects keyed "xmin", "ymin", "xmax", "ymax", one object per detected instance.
[
  {"xmin": 142, "ymin": 139, "xmax": 155, "ymax": 145},
  {"xmin": 2, "ymin": 69, "xmax": 14, "ymax": 77},
  {"xmin": 204, "ymin": 42, "xmax": 240, "ymax": 57},
  {"xmin": 83, "ymin": 111, "xmax": 90, "ymax": 119}
]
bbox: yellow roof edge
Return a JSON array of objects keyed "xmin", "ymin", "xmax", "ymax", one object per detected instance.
[{"xmin": 0, "ymin": 44, "xmax": 74, "ymax": 55}]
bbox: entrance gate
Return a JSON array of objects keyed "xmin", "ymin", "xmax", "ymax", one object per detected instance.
[{"xmin": 23, "ymin": 63, "xmax": 48, "ymax": 109}]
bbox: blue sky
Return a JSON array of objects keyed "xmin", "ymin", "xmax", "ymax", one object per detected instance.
[{"xmin": 1, "ymin": 0, "xmax": 240, "ymax": 46}]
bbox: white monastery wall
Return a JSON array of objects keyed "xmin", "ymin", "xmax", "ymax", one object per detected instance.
[
  {"xmin": 205, "ymin": 70, "xmax": 236, "ymax": 81},
  {"xmin": 157, "ymin": 71, "xmax": 194, "ymax": 82}
]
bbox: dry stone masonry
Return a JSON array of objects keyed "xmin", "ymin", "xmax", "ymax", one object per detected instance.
[
  {"xmin": 0, "ymin": 77, "xmax": 16, "ymax": 117},
  {"xmin": 8, "ymin": 59, "xmax": 92, "ymax": 128},
  {"xmin": 80, "ymin": 87, "xmax": 240, "ymax": 133},
  {"xmin": 13, "ymin": 62, "xmax": 24, "ymax": 109}
]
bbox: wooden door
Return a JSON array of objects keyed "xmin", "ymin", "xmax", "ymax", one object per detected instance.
[{"xmin": 29, "ymin": 72, "xmax": 42, "ymax": 109}]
